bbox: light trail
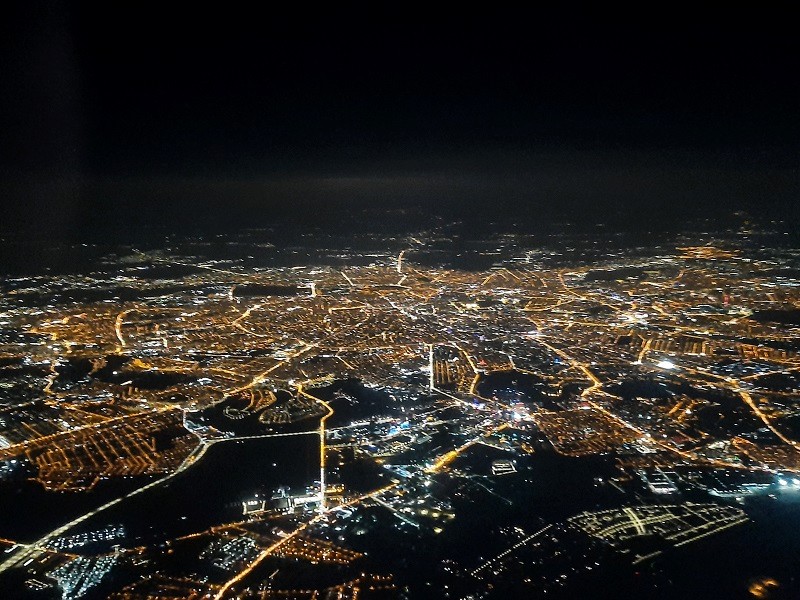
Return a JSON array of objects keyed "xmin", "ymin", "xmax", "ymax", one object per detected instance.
[
  {"xmin": 637, "ymin": 338, "xmax": 652, "ymax": 364},
  {"xmin": 145, "ymin": 253, "xmax": 244, "ymax": 278},
  {"xmin": 0, "ymin": 427, "xmax": 319, "ymax": 574},
  {"xmin": 114, "ymin": 308, "xmax": 137, "ymax": 350},
  {"xmin": 671, "ymin": 514, "xmax": 749, "ymax": 547},
  {"xmin": 453, "ymin": 343, "xmax": 480, "ymax": 375},
  {"xmin": 651, "ymin": 361, "xmax": 797, "ymax": 448},
  {"xmin": 0, "ymin": 407, "xmax": 174, "ymax": 463},
  {"xmin": 624, "ymin": 507, "xmax": 646, "ymax": 535},
  {"xmin": 0, "ymin": 430, "xmax": 203, "ymax": 573},
  {"xmin": 741, "ymin": 366, "xmax": 800, "ymax": 381},
  {"xmin": 529, "ymin": 325, "xmax": 752, "ymax": 469},
  {"xmin": 428, "ymin": 344, "xmax": 435, "ymax": 392},
  {"xmin": 738, "ymin": 389, "xmax": 796, "ymax": 447},
  {"xmin": 471, "ymin": 524, "xmax": 552, "ymax": 576},
  {"xmin": 371, "ymin": 495, "xmax": 420, "ymax": 528},
  {"xmin": 214, "ymin": 483, "xmax": 399, "ymax": 598},
  {"xmin": 426, "ymin": 423, "xmax": 508, "ymax": 474},
  {"xmin": 229, "ymin": 303, "xmax": 272, "ymax": 337},
  {"xmin": 212, "ymin": 520, "xmax": 312, "ymax": 599},
  {"xmin": 296, "ymin": 384, "xmax": 334, "ymax": 513}
]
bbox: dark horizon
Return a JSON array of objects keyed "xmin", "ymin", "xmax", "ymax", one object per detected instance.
[{"xmin": 1, "ymin": 5, "xmax": 798, "ymax": 238}]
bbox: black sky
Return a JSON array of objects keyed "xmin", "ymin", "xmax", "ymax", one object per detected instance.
[{"xmin": 1, "ymin": 5, "xmax": 798, "ymax": 236}]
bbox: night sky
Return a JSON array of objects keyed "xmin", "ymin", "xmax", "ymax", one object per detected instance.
[{"xmin": 1, "ymin": 5, "xmax": 797, "ymax": 238}]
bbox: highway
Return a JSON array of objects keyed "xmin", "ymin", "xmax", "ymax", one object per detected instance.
[
  {"xmin": 213, "ymin": 483, "xmax": 399, "ymax": 599},
  {"xmin": 471, "ymin": 524, "xmax": 553, "ymax": 577},
  {"xmin": 296, "ymin": 383, "xmax": 334, "ymax": 513},
  {"xmin": 1, "ymin": 315, "xmax": 355, "ymax": 576},
  {"xmin": 0, "ymin": 426, "xmax": 319, "ymax": 575}
]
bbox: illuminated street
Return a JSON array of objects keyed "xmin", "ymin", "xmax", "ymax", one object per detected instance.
[
  {"xmin": 0, "ymin": 6, "xmax": 797, "ymax": 599},
  {"xmin": 0, "ymin": 221, "xmax": 798, "ymax": 598}
]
